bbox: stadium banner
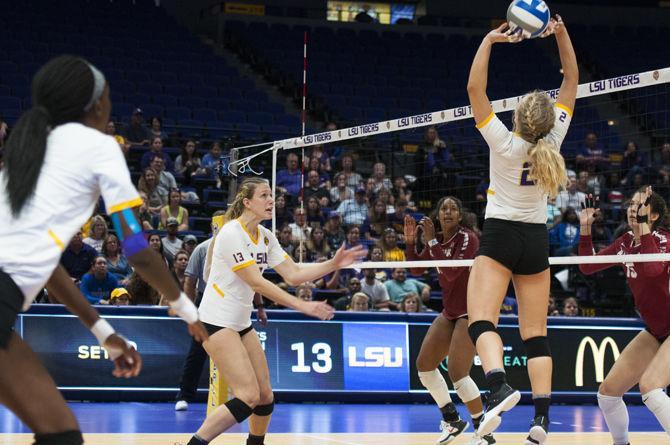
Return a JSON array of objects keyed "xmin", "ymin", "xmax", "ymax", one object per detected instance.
[{"xmin": 18, "ymin": 307, "xmax": 644, "ymax": 396}]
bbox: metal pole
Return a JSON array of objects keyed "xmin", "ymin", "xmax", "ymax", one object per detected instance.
[{"xmin": 271, "ymin": 145, "xmax": 278, "ymax": 233}]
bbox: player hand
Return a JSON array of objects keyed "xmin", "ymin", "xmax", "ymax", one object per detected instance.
[
  {"xmin": 301, "ymin": 300, "xmax": 334, "ymax": 321},
  {"xmin": 420, "ymin": 217, "xmax": 436, "ymax": 241},
  {"xmin": 486, "ymin": 22, "xmax": 523, "ymax": 44},
  {"xmin": 187, "ymin": 321, "xmax": 209, "ymax": 343},
  {"xmin": 104, "ymin": 334, "xmax": 142, "ymax": 378},
  {"xmin": 636, "ymin": 185, "xmax": 653, "ymax": 221},
  {"xmin": 540, "ymin": 14, "xmax": 565, "ymax": 38},
  {"xmin": 403, "ymin": 214, "xmax": 417, "ymax": 244},
  {"xmin": 332, "ymin": 244, "xmax": 368, "ymax": 268},
  {"xmin": 579, "ymin": 194, "xmax": 600, "ymax": 227},
  {"xmin": 257, "ymin": 306, "xmax": 268, "ymax": 326}
]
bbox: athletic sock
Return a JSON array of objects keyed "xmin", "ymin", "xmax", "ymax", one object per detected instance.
[
  {"xmin": 643, "ymin": 388, "xmax": 670, "ymax": 433},
  {"xmin": 187, "ymin": 434, "xmax": 209, "ymax": 445},
  {"xmin": 597, "ymin": 392, "xmax": 629, "ymax": 445},
  {"xmin": 485, "ymin": 369, "xmax": 507, "ymax": 394},
  {"xmin": 246, "ymin": 433, "xmax": 265, "ymax": 445},
  {"xmin": 533, "ymin": 395, "xmax": 551, "ymax": 418},
  {"xmin": 440, "ymin": 402, "xmax": 460, "ymax": 422}
]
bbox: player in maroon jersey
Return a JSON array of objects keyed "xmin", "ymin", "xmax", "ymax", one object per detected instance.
[
  {"xmin": 405, "ymin": 196, "xmax": 494, "ymax": 445},
  {"xmin": 579, "ymin": 186, "xmax": 670, "ymax": 443}
]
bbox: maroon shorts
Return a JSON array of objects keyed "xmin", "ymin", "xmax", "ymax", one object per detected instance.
[{"xmin": 441, "ymin": 297, "xmax": 468, "ymax": 321}]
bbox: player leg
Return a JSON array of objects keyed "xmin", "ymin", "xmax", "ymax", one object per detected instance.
[
  {"xmin": 640, "ymin": 334, "xmax": 670, "ymax": 435},
  {"xmin": 241, "ymin": 328, "xmax": 274, "ymax": 445},
  {"xmin": 467, "ymin": 256, "xmax": 516, "ymax": 436},
  {"xmin": 0, "ymin": 333, "xmax": 83, "ymax": 445},
  {"xmin": 188, "ymin": 328, "xmax": 260, "ymax": 445},
  {"xmin": 448, "ymin": 317, "xmax": 494, "ymax": 445},
  {"xmin": 598, "ymin": 330, "xmax": 659, "ymax": 445},
  {"xmin": 513, "ymin": 270, "xmax": 552, "ymax": 445},
  {"xmin": 416, "ymin": 315, "xmax": 467, "ymax": 444}
]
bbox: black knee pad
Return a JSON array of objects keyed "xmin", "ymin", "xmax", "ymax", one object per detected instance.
[
  {"xmin": 253, "ymin": 400, "xmax": 275, "ymax": 416},
  {"xmin": 34, "ymin": 430, "xmax": 83, "ymax": 445},
  {"xmin": 524, "ymin": 336, "xmax": 551, "ymax": 359},
  {"xmin": 224, "ymin": 397, "xmax": 254, "ymax": 423},
  {"xmin": 468, "ymin": 320, "xmax": 497, "ymax": 345}
]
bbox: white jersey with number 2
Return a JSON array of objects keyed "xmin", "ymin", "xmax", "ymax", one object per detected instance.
[
  {"xmin": 476, "ymin": 102, "xmax": 573, "ymax": 224},
  {"xmin": 199, "ymin": 218, "xmax": 288, "ymax": 331}
]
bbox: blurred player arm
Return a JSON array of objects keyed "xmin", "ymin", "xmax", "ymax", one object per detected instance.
[{"xmin": 554, "ymin": 17, "xmax": 578, "ymax": 113}]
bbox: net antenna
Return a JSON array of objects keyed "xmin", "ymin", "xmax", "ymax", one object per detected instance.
[
  {"xmin": 298, "ymin": 31, "xmax": 308, "ymax": 263},
  {"xmin": 227, "ymin": 141, "xmax": 278, "ymax": 177}
]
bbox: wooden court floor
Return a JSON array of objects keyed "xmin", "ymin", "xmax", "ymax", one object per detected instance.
[{"xmin": 1, "ymin": 433, "xmax": 669, "ymax": 444}]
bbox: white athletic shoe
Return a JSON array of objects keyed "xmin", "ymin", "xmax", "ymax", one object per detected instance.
[
  {"xmin": 175, "ymin": 400, "xmax": 189, "ymax": 411},
  {"xmin": 437, "ymin": 419, "xmax": 469, "ymax": 444},
  {"xmin": 467, "ymin": 432, "xmax": 496, "ymax": 445}
]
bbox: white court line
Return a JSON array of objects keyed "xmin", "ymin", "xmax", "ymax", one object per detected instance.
[{"xmin": 299, "ymin": 434, "xmax": 366, "ymax": 445}]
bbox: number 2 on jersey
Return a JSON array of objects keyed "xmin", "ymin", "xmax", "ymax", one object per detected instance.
[{"xmin": 520, "ymin": 162, "xmax": 535, "ymax": 186}]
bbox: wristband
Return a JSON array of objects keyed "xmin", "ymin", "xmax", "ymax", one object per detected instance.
[
  {"xmin": 170, "ymin": 292, "xmax": 199, "ymax": 324},
  {"xmin": 428, "ymin": 238, "xmax": 439, "ymax": 248},
  {"xmin": 91, "ymin": 318, "xmax": 115, "ymax": 346}
]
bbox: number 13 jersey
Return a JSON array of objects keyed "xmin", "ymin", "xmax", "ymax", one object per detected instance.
[
  {"xmin": 199, "ymin": 218, "xmax": 289, "ymax": 330},
  {"xmin": 477, "ymin": 102, "xmax": 572, "ymax": 224}
]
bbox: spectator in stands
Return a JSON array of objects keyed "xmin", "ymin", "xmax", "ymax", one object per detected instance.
[
  {"xmin": 462, "ymin": 211, "xmax": 482, "ymax": 238},
  {"xmin": 332, "ymin": 277, "xmax": 363, "ymax": 308},
  {"xmin": 309, "ymin": 144, "xmax": 331, "ymax": 173},
  {"xmin": 393, "ymin": 176, "xmax": 414, "ymax": 209},
  {"xmin": 400, "ymin": 293, "xmax": 422, "ymax": 313},
  {"xmin": 377, "ymin": 187, "xmax": 395, "ymax": 213},
  {"xmin": 124, "ymin": 108, "xmax": 151, "ymax": 146},
  {"xmin": 330, "ymin": 173, "xmax": 354, "ymax": 207},
  {"xmin": 125, "ymin": 270, "xmax": 160, "ymax": 305},
  {"xmin": 60, "ymin": 231, "xmax": 97, "ymax": 282},
  {"xmin": 369, "ymin": 245, "xmax": 390, "ymax": 281},
  {"xmin": 276, "ymin": 152, "xmax": 302, "ymax": 197},
  {"xmin": 175, "ymin": 140, "xmax": 205, "ymax": 181},
  {"xmin": 620, "ymin": 140, "xmax": 648, "ymax": 186},
  {"xmin": 308, "ymin": 156, "xmax": 331, "ymax": 188},
  {"xmin": 337, "ymin": 187, "xmax": 368, "ymax": 226},
  {"xmin": 292, "ymin": 244, "xmax": 309, "ymax": 263},
  {"xmin": 102, "ymin": 234, "xmax": 132, "ymax": 284},
  {"xmin": 141, "ymin": 136, "xmax": 173, "ymax": 172},
  {"xmin": 379, "ymin": 228, "xmax": 406, "ymax": 261},
  {"xmin": 83, "ymin": 215, "xmax": 107, "ymax": 253},
  {"xmin": 289, "ymin": 207, "xmax": 311, "ymax": 244},
  {"xmin": 275, "ymin": 194, "xmax": 294, "ymax": 229},
  {"xmin": 182, "ymin": 235, "xmax": 198, "ymax": 258},
  {"xmin": 200, "ymin": 141, "xmax": 222, "ymax": 178},
  {"xmin": 148, "ymin": 233, "xmax": 169, "ymax": 267},
  {"xmin": 361, "ymin": 268, "xmax": 395, "ymax": 311},
  {"xmin": 657, "ymin": 142, "xmax": 670, "ymax": 185},
  {"xmin": 305, "ymin": 196, "xmax": 325, "ymax": 229},
  {"xmin": 590, "ymin": 208, "xmax": 613, "ymax": 251},
  {"xmin": 338, "ymin": 153, "xmax": 363, "ymax": 189},
  {"xmin": 385, "ymin": 268, "xmax": 430, "ymax": 304},
  {"xmin": 416, "ymin": 125, "xmax": 447, "ymax": 178},
  {"xmin": 79, "ymin": 256, "xmax": 118, "ymax": 304},
  {"xmin": 162, "ymin": 217, "xmax": 183, "ymax": 263},
  {"xmin": 323, "ymin": 212, "xmax": 345, "ymax": 250},
  {"xmin": 149, "ymin": 116, "xmax": 168, "ymax": 140},
  {"xmin": 370, "ymin": 162, "xmax": 392, "ymax": 193},
  {"xmin": 390, "ymin": 199, "xmax": 410, "ymax": 235},
  {"xmin": 105, "ymin": 120, "xmax": 130, "ymax": 157},
  {"xmin": 546, "ymin": 196, "xmax": 562, "ymax": 229},
  {"xmin": 364, "ymin": 199, "xmax": 390, "ymax": 241},
  {"xmin": 561, "ymin": 297, "xmax": 579, "ymax": 316},
  {"xmin": 0, "ymin": 118, "xmax": 8, "ymax": 149},
  {"xmin": 138, "ymin": 167, "xmax": 167, "ymax": 215},
  {"xmin": 577, "ymin": 170, "xmax": 594, "ymax": 195},
  {"xmin": 109, "ymin": 287, "xmax": 132, "ymax": 306},
  {"xmin": 303, "ymin": 170, "xmax": 330, "ymax": 207},
  {"xmin": 550, "ymin": 208, "xmax": 580, "ymax": 256},
  {"xmin": 151, "ymin": 154, "xmax": 177, "ymax": 195},
  {"xmin": 476, "ymin": 177, "xmax": 490, "ymax": 203},
  {"xmin": 160, "ymin": 188, "xmax": 189, "ymax": 231},
  {"xmin": 326, "ymin": 240, "xmax": 363, "ymax": 292},
  {"xmin": 603, "ymin": 171, "xmax": 625, "ymax": 221},
  {"xmin": 349, "ymin": 292, "xmax": 370, "ymax": 312},
  {"xmin": 171, "ymin": 250, "xmax": 190, "ymax": 292},
  {"xmin": 137, "ymin": 192, "xmax": 155, "ymax": 230},
  {"xmin": 548, "ymin": 295, "xmax": 559, "ymax": 316},
  {"xmin": 295, "ymin": 283, "xmax": 313, "ymax": 302},
  {"xmin": 277, "ymin": 224, "xmax": 295, "ymax": 259},
  {"xmin": 576, "ymin": 132, "xmax": 608, "ymax": 171},
  {"xmin": 306, "ymin": 226, "xmax": 331, "ymax": 261},
  {"xmin": 556, "ymin": 171, "xmax": 586, "ymax": 213}
]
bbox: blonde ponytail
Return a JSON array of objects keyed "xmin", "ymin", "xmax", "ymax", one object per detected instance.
[
  {"xmin": 528, "ymin": 138, "xmax": 569, "ymax": 198},
  {"xmin": 224, "ymin": 177, "xmax": 269, "ymax": 221}
]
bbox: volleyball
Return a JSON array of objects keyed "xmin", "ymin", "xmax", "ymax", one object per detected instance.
[{"xmin": 506, "ymin": 0, "xmax": 551, "ymax": 39}]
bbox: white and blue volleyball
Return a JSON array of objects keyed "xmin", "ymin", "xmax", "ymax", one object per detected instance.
[{"xmin": 506, "ymin": 0, "xmax": 551, "ymax": 39}]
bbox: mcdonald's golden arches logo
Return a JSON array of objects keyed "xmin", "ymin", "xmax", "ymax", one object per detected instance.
[{"xmin": 575, "ymin": 336, "xmax": 620, "ymax": 387}]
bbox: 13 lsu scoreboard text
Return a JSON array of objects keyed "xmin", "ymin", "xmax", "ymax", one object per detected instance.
[{"xmin": 17, "ymin": 307, "xmax": 644, "ymax": 397}]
